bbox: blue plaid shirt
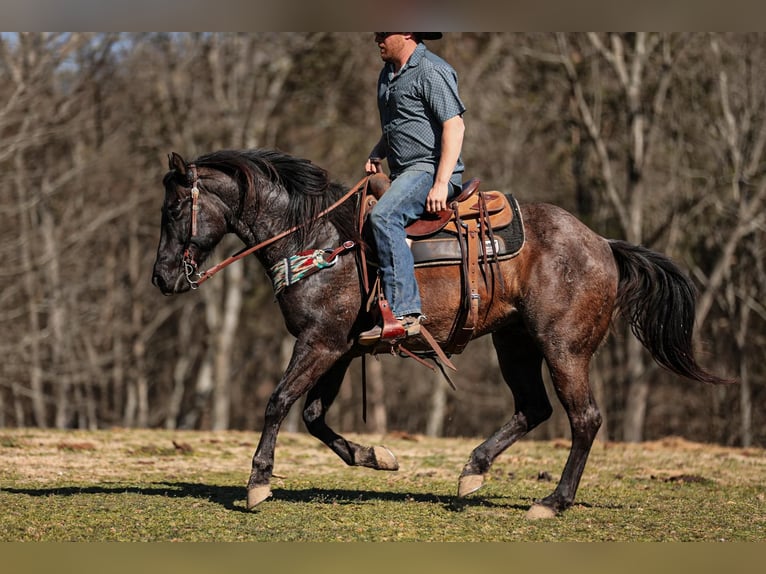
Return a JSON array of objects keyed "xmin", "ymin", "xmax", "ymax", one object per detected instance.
[{"xmin": 377, "ymin": 43, "xmax": 466, "ymax": 178}]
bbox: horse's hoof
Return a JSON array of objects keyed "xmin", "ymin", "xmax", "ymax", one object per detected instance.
[
  {"xmin": 525, "ymin": 503, "xmax": 557, "ymax": 520},
  {"xmin": 457, "ymin": 474, "xmax": 484, "ymax": 497},
  {"xmin": 373, "ymin": 446, "xmax": 399, "ymax": 471},
  {"xmin": 246, "ymin": 485, "xmax": 272, "ymax": 510}
]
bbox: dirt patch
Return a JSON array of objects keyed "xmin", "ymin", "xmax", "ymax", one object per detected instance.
[
  {"xmin": 56, "ymin": 442, "xmax": 97, "ymax": 452},
  {"xmin": 664, "ymin": 474, "xmax": 713, "ymax": 485}
]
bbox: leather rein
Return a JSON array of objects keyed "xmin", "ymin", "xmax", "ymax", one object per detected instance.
[{"xmin": 182, "ymin": 165, "xmax": 367, "ymax": 289}]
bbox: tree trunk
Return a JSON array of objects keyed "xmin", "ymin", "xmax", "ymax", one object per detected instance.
[
  {"xmin": 211, "ymin": 263, "xmax": 244, "ymax": 430},
  {"xmin": 12, "ymin": 384, "xmax": 25, "ymax": 427},
  {"xmin": 165, "ymin": 304, "xmax": 198, "ymax": 430},
  {"xmin": 426, "ymin": 370, "xmax": 448, "ymax": 437},
  {"xmin": 14, "ymin": 151, "xmax": 47, "ymax": 427},
  {"xmin": 735, "ymin": 299, "xmax": 752, "ymax": 447},
  {"xmin": 366, "ymin": 357, "xmax": 387, "ymax": 435},
  {"xmin": 129, "ymin": 215, "xmax": 149, "ymax": 428},
  {"xmin": 40, "ymin": 202, "xmax": 70, "ymax": 429},
  {"xmin": 622, "ymin": 336, "xmax": 649, "ymax": 442}
]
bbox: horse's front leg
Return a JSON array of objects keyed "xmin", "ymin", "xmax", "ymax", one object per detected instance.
[
  {"xmin": 246, "ymin": 338, "xmax": 345, "ymax": 510},
  {"xmin": 302, "ymin": 356, "xmax": 398, "ymax": 471}
]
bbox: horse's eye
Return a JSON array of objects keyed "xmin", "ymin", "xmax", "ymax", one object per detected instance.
[{"xmin": 166, "ymin": 199, "xmax": 185, "ymax": 219}]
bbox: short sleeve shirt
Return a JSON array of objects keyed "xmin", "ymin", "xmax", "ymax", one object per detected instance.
[{"xmin": 377, "ymin": 43, "xmax": 466, "ymax": 178}]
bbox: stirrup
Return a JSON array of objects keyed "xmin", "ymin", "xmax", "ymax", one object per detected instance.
[{"xmin": 358, "ymin": 315, "xmax": 422, "ymax": 346}]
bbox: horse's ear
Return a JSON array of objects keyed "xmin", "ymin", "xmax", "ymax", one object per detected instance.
[{"xmin": 168, "ymin": 152, "xmax": 187, "ymax": 177}]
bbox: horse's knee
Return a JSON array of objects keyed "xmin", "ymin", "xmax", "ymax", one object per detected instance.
[{"xmin": 264, "ymin": 391, "xmax": 297, "ymax": 423}]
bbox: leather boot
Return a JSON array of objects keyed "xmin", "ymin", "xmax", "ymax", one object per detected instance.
[{"xmin": 358, "ymin": 315, "xmax": 422, "ymax": 345}]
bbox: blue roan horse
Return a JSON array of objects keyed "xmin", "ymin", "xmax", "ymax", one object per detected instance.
[{"xmin": 152, "ymin": 149, "xmax": 732, "ymax": 518}]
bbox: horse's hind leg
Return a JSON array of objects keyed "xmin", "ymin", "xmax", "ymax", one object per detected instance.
[
  {"xmin": 458, "ymin": 331, "xmax": 553, "ymax": 497},
  {"xmin": 302, "ymin": 356, "xmax": 398, "ymax": 471},
  {"xmin": 527, "ymin": 355, "xmax": 602, "ymax": 519}
]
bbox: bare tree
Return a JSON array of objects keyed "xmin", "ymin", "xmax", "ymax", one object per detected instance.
[
  {"xmin": 687, "ymin": 34, "xmax": 766, "ymax": 445},
  {"xmin": 556, "ymin": 33, "xmax": 683, "ymax": 442},
  {"xmin": 0, "ymin": 33, "xmax": 763, "ymax": 447}
]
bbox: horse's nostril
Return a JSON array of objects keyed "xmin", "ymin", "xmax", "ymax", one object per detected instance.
[{"xmin": 152, "ymin": 274, "xmax": 164, "ymax": 290}]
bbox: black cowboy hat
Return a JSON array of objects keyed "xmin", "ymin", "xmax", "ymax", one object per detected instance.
[{"xmin": 417, "ymin": 33, "xmax": 443, "ymax": 40}]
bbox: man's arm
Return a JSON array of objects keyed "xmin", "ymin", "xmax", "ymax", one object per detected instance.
[
  {"xmin": 426, "ymin": 114, "xmax": 465, "ymax": 213},
  {"xmin": 365, "ymin": 136, "xmax": 388, "ymax": 174}
]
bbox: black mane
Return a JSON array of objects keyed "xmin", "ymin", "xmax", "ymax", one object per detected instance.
[{"xmin": 193, "ymin": 149, "xmax": 360, "ymax": 248}]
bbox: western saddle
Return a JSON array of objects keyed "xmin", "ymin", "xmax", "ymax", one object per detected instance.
[{"xmin": 359, "ymin": 173, "xmax": 518, "ymax": 369}]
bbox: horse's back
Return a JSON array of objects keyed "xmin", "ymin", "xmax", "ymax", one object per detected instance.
[
  {"xmin": 519, "ymin": 202, "xmax": 612, "ymax": 251},
  {"xmin": 412, "ymin": 200, "xmax": 618, "ymax": 346}
]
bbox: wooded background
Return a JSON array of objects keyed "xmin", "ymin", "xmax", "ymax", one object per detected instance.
[{"xmin": 0, "ymin": 32, "xmax": 763, "ymax": 446}]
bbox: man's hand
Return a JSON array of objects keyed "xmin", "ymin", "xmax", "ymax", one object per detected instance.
[
  {"xmin": 426, "ymin": 181, "xmax": 450, "ymax": 213},
  {"xmin": 365, "ymin": 157, "xmax": 383, "ymax": 174}
]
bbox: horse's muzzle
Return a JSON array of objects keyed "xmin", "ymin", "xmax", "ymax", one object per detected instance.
[{"xmin": 152, "ymin": 269, "xmax": 190, "ymax": 295}]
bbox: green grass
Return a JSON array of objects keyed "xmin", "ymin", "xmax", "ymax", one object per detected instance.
[{"xmin": 0, "ymin": 429, "xmax": 763, "ymax": 541}]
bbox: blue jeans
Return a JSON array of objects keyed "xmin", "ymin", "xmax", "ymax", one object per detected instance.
[{"xmin": 368, "ymin": 170, "xmax": 461, "ymax": 317}]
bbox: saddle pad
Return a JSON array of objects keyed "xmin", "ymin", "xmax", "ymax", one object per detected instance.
[{"xmin": 411, "ymin": 194, "xmax": 525, "ymax": 267}]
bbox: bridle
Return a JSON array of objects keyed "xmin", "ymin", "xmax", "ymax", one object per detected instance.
[
  {"xmin": 179, "ymin": 164, "xmax": 368, "ymax": 289},
  {"xmin": 181, "ymin": 164, "xmax": 202, "ymax": 288}
]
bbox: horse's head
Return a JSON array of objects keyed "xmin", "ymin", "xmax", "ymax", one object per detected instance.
[{"xmin": 152, "ymin": 152, "xmax": 228, "ymax": 294}]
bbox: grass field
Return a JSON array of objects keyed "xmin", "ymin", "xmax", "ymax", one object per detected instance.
[{"xmin": 0, "ymin": 428, "xmax": 763, "ymax": 542}]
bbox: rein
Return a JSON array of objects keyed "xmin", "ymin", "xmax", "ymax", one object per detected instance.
[{"xmin": 182, "ymin": 167, "xmax": 369, "ymax": 289}]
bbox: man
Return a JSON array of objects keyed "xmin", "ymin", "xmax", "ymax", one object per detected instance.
[{"xmin": 359, "ymin": 32, "xmax": 466, "ymax": 345}]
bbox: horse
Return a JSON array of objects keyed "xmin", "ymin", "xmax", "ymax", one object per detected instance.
[{"xmin": 152, "ymin": 148, "xmax": 732, "ymax": 519}]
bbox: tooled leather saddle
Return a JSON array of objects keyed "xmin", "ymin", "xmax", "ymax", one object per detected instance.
[{"xmin": 359, "ymin": 173, "xmax": 525, "ymax": 360}]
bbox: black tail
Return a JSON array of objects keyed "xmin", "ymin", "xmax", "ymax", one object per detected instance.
[{"xmin": 609, "ymin": 240, "xmax": 734, "ymax": 385}]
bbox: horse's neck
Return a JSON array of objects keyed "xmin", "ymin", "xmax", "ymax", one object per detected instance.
[
  {"xmin": 229, "ymin": 217, "xmax": 257, "ymax": 247},
  {"xmin": 256, "ymin": 221, "xmax": 342, "ymax": 269},
  {"xmin": 238, "ymin": 195, "xmax": 341, "ymax": 270}
]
